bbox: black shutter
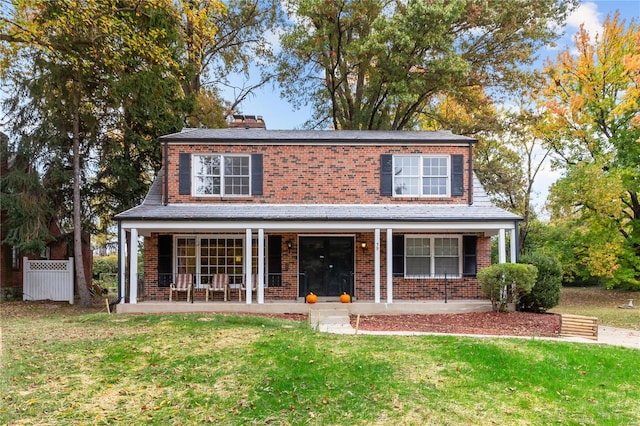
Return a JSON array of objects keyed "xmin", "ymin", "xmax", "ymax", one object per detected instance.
[
  {"xmin": 380, "ymin": 154, "xmax": 393, "ymax": 196},
  {"xmin": 463, "ymin": 235, "xmax": 477, "ymax": 276},
  {"xmin": 392, "ymin": 235, "xmax": 404, "ymax": 276},
  {"xmin": 267, "ymin": 235, "xmax": 282, "ymax": 287},
  {"xmin": 158, "ymin": 235, "xmax": 173, "ymax": 287},
  {"xmin": 251, "ymin": 153, "xmax": 263, "ymax": 195},
  {"xmin": 451, "ymin": 154, "xmax": 464, "ymax": 196},
  {"xmin": 178, "ymin": 152, "xmax": 191, "ymax": 195}
]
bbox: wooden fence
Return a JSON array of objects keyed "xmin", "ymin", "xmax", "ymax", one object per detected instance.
[{"xmin": 560, "ymin": 314, "xmax": 598, "ymax": 340}]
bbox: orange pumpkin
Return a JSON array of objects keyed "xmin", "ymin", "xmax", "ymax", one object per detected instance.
[
  {"xmin": 340, "ymin": 292, "xmax": 351, "ymax": 303},
  {"xmin": 306, "ymin": 292, "xmax": 318, "ymax": 304}
]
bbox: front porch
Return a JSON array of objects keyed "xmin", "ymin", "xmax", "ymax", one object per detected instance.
[{"xmin": 115, "ymin": 299, "xmax": 492, "ymax": 315}]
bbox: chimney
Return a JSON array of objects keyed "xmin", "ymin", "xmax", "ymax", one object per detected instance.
[{"xmin": 229, "ymin": 114, "xmax": 266, "ymax": 129}]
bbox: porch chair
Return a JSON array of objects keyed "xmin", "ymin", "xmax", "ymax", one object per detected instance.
[
  {"xmin": 206, "ymin": 274, "xmax": 229, "ymax": 302},
  {"xmin": 170, "ymin": 273, "xmax": 193, "ymax": 302},
  {"xmin": 239, "ymin": 274, "xmax": 259, "ymax": 301}
]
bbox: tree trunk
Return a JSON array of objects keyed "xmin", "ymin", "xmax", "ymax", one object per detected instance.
[{"xmin": 72, "ymin": 82, "xmax": 91, "ymax": 307}]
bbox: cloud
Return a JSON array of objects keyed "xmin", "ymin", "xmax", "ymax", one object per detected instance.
[{"xmin": 566, "ymin": 2, "xmax": 603, "ymax": 40}]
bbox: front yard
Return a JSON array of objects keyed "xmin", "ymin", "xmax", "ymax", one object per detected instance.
[{"xmin": 1, "ymin": 288, "xmax": 640, "ymax": 425}]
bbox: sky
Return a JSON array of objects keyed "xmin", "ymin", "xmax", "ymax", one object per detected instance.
[{"xmin": 228, "ymin": 0, "xmax": 640, "ymax": 213}]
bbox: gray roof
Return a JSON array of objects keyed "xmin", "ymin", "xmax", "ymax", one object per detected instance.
[
  {"xmin": 115, "ymin": 173, "xmax": 521, "ymax": 223},
  {"xmin": 160, "ymin": 128, "xmax": 477, "ymax": 145}
]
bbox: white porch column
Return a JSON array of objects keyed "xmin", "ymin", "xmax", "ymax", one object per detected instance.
[
  {"xmin": 386, "ymin": 228, "xmax": 393, "ymax": 304},
  {"xmin": 257, "ymin": 228, "xmax": 265, "ymax": 304},
  {"xmin": 119, "ymin": 224, "xmax": 126, "ymax": 304},
  {"xmin": 498, "ymin": 228, "xmax": 506, "ymax": 264},
  {"xmin": 510, "ymin": 228, "xmax": 517, "ymax": 263},
  {"xmin": 374, "ymin": 228, "xmax": 381, "ymax": 303},
  {"xmin": 245, "ymin": 228, "xmax": 253, "ymax": 304},
  {"xmin": 129, "ymin": 228, "xmax": 138, "ymax": 304}
]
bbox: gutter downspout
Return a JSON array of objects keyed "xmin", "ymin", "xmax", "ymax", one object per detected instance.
[
  {"xmin": 163, "ymin": 140, "xmax": 169, "ymax": 206},
  {"xmin": 514, "ymin": 220, "xmax": 520, "ymax": 262},
  {"xmin": 468, "ymin": 141, "xmax": 474, "ymax": 205},
  {"xmin": 117, "ymin": 220, "xmax": 122, "ymax": 301}
]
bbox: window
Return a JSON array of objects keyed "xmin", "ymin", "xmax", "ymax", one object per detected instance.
[
  {"xmin": 199, "ymin": 237, "xmax": 245, "ymax": 288},
  {"xmin": 393, "ymin": 155, "xmax": 449, "ymax": 197},
  {"xmin": 404, "ymin": 235, "xmax": 461, "ymax": 278},
  {"xmin": 193, "ymin": 154, "xmax": 250, "ymax": 196},
  {"xmin": 12, "ymin": 246, "xmax": 19, "ymax": 270},
  {"xmin": 174, "ymin": 235, "xmax": 275, "ymax": 289},
  {"xmin": 176, "ymin": 237, "xmax": 196, "ymax": 276}
]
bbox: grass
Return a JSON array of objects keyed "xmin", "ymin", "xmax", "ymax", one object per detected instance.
[
  {"xmin": 2, "ymin": 292, "xmax": 640, "ymax": 425},
  {"xmin": 551, "ymin": 286, "xmax": 640, "ymax": 330}
]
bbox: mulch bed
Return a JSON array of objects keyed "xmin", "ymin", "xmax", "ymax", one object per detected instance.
[{"xmin": 349, "ymin": 311, "xmax": 562, "ymax": 337}]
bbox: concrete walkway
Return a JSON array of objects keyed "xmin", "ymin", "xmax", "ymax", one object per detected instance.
[{"xmin": 312, "ymin": 309, "xmax": 640, "ymax": 350}]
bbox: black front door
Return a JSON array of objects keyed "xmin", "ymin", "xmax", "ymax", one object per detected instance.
[{"xmin": 299, "ymin": 237, "xmax": 354, "ymax": 297}]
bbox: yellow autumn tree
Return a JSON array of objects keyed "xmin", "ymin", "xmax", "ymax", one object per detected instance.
[{"xmin": 540, "ymin": 12, "xmax": 640, "ymax": 288}]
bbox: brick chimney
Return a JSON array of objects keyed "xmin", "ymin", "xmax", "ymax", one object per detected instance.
[{"xmin": 229, "ymin": 114, "xmax": 266, "ymax": 129}]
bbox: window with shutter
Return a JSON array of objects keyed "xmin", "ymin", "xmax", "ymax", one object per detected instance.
[{"xmin": 386, "ymin": 155, "xmax": 454, "ymax": 197}]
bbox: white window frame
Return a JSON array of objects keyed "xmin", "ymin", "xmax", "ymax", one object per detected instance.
[
  {"xmin": 174, "ymin": 234, "xmax": 266, "ymax": 289},
  {"xmin": 404, "ymin": 235, "xmax": 462, "ymax": 278},
  {"xmin": 192, "ymin": 154, "xmax": 251, "ymax": 197},
  {"xmin": 393, "ymin": 155, "xmax": 450, "ymax": 197}
]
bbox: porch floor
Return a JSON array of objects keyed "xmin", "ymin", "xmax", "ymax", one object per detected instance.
[{"xmin": 115, "ymin": 300, "xmax": 492, "ymax": 315}]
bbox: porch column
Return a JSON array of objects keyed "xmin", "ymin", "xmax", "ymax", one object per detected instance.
[
  {"xmin": 257, "ymin": 228, "xmax": 265, "ymax": 304},
  {"xmin": 374, "ymin": 228, "xmax": 381, "ymax": 303},
  {"xmin": 129, "ymin": 228, "xmax": 138, "ymax": 304},
  {"xmin": 118, "ymin": 223, "xmax": 126, "ymax": 304},
  {"xmin": 498, "ymin": 228, "xmax": 506, "ymax": 264},
  {"xmin": 245, "ymin": 228, "xmax": 253, "ymax": 304},
  {"xmin": 510, "ymin": 228, "xmax": 517, "ymax": 263},
  {"xmin": 386, "ymin": 228, "xmax": 393, "ymax": 304}
]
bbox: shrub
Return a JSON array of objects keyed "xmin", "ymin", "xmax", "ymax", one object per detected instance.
[
  {"xmin": 519, "ymin": 253, "xmax": 562, "ymax": 313},
  {"xmin": 93, "ymin": 255, "xmax": 118, "ymax": 280},
  {"xmin": 477, "ymin": 263, "xmax": 538, "ymax": 312}
]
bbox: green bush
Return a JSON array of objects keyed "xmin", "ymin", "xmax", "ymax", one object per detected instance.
[
  {"xmin": 519, "ymin": 253, "xmax": 562, "ymax": 313},
  {"xmin": 93, "ymin": 255, "xmax": 118, "ymax": 280},
  {"xmin": 477, "ymin": 263, "xmax": 537, "ymax": 312}
]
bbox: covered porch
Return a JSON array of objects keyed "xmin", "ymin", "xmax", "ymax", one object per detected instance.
[{"xmin": 116, "ymin": 206, "xmax": 520, "ymax": 307}]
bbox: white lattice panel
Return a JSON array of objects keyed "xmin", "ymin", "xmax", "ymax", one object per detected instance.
[{"xmin": 27, "ymin": 260, "xmax": 70, "ymax": 271}]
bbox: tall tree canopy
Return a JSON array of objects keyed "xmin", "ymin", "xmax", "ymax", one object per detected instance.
[
  {"xmin": 277, "ymin": 0, "xmax": 577, "ymax": 130},
  {"xmin": 540, "ymin": 13, "xmax": 640, "ymax": 288},
  {"xmin": 0, "ymin": 0, "xmax": 189, "ymax": 305}
]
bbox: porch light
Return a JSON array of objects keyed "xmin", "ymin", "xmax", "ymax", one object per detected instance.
[
  {"xmin": 286, "ymin": 240, "xmax": 293, "ymax": 251},
  {"xmin": 360, "ymin": 242, "xmax": 367, "ymax": 250}
]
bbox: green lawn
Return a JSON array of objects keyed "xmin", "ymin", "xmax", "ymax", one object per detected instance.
[
  {"xmin": 551, "ymin": 286, "xmax": 640, "ymax": 330},
  {"xmin": 1, "ymin": 300, "xmax": 639, "ymax": 425}
]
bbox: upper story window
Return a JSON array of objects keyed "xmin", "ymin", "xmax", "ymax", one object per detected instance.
[
  {"xmin": 193, "ymin": 154, "xmax": 250, "ymax": 196},
  {"xmin": 394, "ymin": 155, "xmax": 449, "ymax": 197}
]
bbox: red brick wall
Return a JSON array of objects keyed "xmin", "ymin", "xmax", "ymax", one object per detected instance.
[{"xmin": 165, "ymin": 144, "xmax": 471, "ymax": 205}]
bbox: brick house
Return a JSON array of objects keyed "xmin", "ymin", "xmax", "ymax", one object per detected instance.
[{"xmin": 115, "ymin": 120, "xmax": 520, "ymax": 305}]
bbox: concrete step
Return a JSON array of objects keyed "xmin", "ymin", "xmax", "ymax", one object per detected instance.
[{"xmin": 309, "ymin": 308, "xmax": 352, "ymax": 329}]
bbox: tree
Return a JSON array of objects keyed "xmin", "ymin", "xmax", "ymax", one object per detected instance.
[
  {"xmin": 277, "ymin": 0, "xmax": 577, "ymax": 130},
  {"xmin": 540, "ymin": 13, "xmax": 640, "ymax": 288},
  {"xmin": 174, "ymin": 0, "xmax": 283, "ymax": 126},
  {"xmin": 1, "ymin": 0, "xmax": 188, "ymax": 306}
]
